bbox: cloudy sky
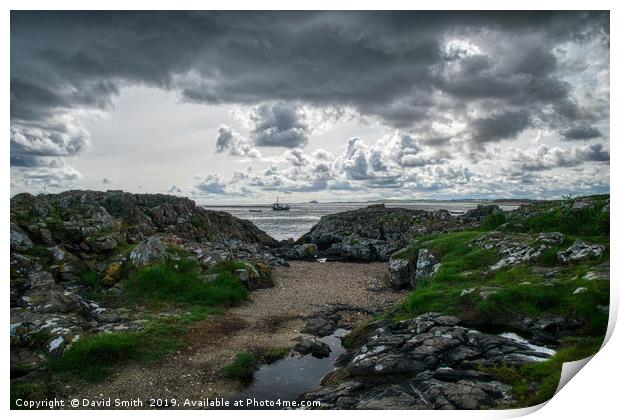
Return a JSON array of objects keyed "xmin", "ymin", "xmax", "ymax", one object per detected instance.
[{"xmin": 10, "ymin": 11, "xmax": 610, "ymax": 203}]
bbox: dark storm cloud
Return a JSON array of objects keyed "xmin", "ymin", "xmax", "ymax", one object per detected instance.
[
  {"xmin": 10, "ymin": 10, "xmax": 610, "ymax": 193},
  {"xmin": 561, "ymin": 124, "xmax": 603, "ymax": 140},
  {"xmin": 249, "ymin": 103, "xmax": 309, "ymax": 148},
  {"xmin": 469, "ymin": 110, "xmax": 531, "ymax": 143},
  {"xmin": 11, "ymin": 11, "xmax": 608, "ymax": 130},
  {"xmin": 10, "ymin": 155, "xmax": 53, "ymax": 168}
]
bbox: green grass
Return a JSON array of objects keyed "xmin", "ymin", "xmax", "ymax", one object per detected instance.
[
  {"xmin": 514, "ymin": 196, "xmax": 609, "ymax": 237},
  {"xmin": 205, "ymin": 260, "xmax": 250, "ymax": 276},
  {"xmin": 485, "ymin": 336, "xmax": 603, "ymax": 407},
  {"xmin": 123, "ymin": 259, "xmax": 249, "ymax": 307},
  {"xmin": 165, "ymin": 244, "xmax": 192, "ymax": 258},
  {"xmin": 79, "ymin": 269, "xmax": 100, "ymax": 288},
  {"xmin": 401, "ymin": 229, "xmax": 609, "ymax": 336},
  {"xmin": 404, "ymin": 284, "xmax": 466, "ymax": 316},
  {"xmin": 48, "ymin": 258, "xmax": 253, "ymax": 383},
  {"xmin": 27, "ymin": 245, "xmax": 50, "ymax": 259},
  {"xmin": 260, "ymin": 347, "xmax": 289, "ymax": 364},
  {"xmin": 221, "ymin": 351, "xmax": 257, "ymax": 380},
  {"xmin": 481, "ymin": 211, "xmax": 507, "ymax": 230},
  {"xmin": 342, "ymin": 322, "xmax": 374, "ymax": 349},
  {"xmin": 10, "ymin": 382, "xmax": 56, "ymax": 409},
  {"xmin": 48, "ymin": 320, "xmax": 188, "ymax": 382},
  {"xmin": 49, "ymin": 332, "xmax": 144, "ymax": 381},
  {"xmin": 220, "ymin": 347, "xmax": 290, "ymax": 381}
]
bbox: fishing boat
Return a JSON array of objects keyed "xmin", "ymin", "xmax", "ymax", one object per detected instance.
[{"xmin": 271, "ymin": 197, "xmax": 290, "ymax": 211}]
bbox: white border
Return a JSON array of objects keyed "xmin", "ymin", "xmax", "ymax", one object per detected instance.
[{"xmin": 3, "ymin": 2, "xmax": 617, "ymax": 420}]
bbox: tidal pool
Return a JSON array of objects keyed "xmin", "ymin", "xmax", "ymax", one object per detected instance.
[{"xmin": 226, "ymin": 328, "xmax": 349, "ymax": 409}]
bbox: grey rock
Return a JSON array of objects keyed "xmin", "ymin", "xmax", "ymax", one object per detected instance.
[
  {"xmin": 294, "ymin": 336, "xmax": 332, "ymax": 358},
  {"xmin": 557, "ymin": 241, "xmax": 605, "ymax": 264},
  {"xmin": 571, "ymin": 201, "xmax": 589, "ymax": 211},
  {"xmin": 199, "ymin": 273, "xmax": 220, "ymax": 283},
  {"xmin": 11, "ymin": 223, "xmax": 33, "ymax": 251},
  {"xmin": 537, "ymin": 232, "xmax": 565, "ymax": 245},
  {"xmin": 388, "ymin": 254, "xmax": 413, "ymax": 290},
  {"xmin": 300, "ymin": 313, "xmax": 552, "ymax": 409},
  {"xmin": 304, "ymin": 316, "xmax": 338, "ymax": 337},
  {"xmin": 130, "ymin": 236, "xmax": 166, "ymax": 267},
  {"xmin": 295, "ymin": 205, "xmax": 465, "ymax": 262},
  {"xmin": 234, "ymin": 269, "xmax": 250, "ymax": 287},
  {"xmin": 583, "ymin": 271, "xmax": 609, "ymax": 281},
  {"xmin": 459, "ymin": 205, "xmax": 502, "ymax": 224},
  {"xmin": 415, "ymin": 248, "xmax": 439, "ymax": 280},
  {"xmin": 87, "ymin": 235, "xmax": 118, "ymax": 253}
]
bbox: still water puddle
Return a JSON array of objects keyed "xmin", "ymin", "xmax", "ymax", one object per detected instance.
[{"xmin": 226, "ymin": 328, "xmax": 349, "ymax": 407}]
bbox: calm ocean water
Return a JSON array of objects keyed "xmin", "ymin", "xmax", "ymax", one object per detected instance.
[{"xmin": 201, "ymin": 201, "xmax": 520, "ymax": 241}]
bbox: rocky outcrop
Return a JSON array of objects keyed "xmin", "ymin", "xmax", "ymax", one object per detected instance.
[
  {"xmin": 470, "ymin": 231, "xmax": 563, "ymax": 271},
  {"xmin": 11, "ymin": 190, "xmax": 278, "ymax": 248},
  {"xmin": 557, "ymin": 241, "xmax": 605, "ymax": 264},
  {"xmin": 280, "ymin": 243, "xmax": 318, "ymax": 260},
  {"xmin": 294, "ymin": 204, "xmax": 500, "ymax": 262},
  {"xmin": 459, "ymin": 204, "xmax": 501, "ymax": 223},
  {"xmin": 301, "ymin": 313, "xmax": 554, "ymax": 409},
  {"xmin": 10, "ymin": 190, "xmax": 283, "ymax": 374}
]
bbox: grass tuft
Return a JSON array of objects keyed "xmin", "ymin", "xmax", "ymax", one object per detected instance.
[
  {"xmin": 48, "ymin": 321, "xmax": 187, "ymax": 382},
  {"xmin": 481, "ymin": 211, "xmax": 507, "ymax": 230},
  {"xmin": 123, "ymin": 259, "xmax": 249, "ymax": 307},
  {"xmin": 221, "ymin": 351, "xmax": 257, "ymax": 380},
  {"xmin": 260, "ymin": 347, "xmax": 289, "ymax": 364}
]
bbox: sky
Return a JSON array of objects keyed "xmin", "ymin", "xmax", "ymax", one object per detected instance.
[{"xmin": 10, "ymin": 11, "xmax": 610, "ymax": 203}]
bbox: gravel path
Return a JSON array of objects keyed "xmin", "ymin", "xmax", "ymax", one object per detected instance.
[{"xmin": 68, "ymin": 261, "xmax": 404, "ymax": 405}]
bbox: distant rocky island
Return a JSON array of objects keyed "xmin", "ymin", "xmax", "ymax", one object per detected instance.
[{"xmin": 10, "ymin": 190, "xmax": 609, "ymax": 409}]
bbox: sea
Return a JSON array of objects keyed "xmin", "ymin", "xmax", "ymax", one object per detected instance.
[{"xmin": 200, "ymin": 201, "xmax": 521, "ymax": 241}]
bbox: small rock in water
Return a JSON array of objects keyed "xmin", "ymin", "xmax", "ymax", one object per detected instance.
[{"xmin": 293, "ymin": 336, "xmax": 332, "ymax": 358}]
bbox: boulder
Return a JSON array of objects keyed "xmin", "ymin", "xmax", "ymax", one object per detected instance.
[
  {"xmin": 557, "ymin": 241, "xmax": 605, "ymax": 264},
  {"xmin": 87, "ymin": 235, "xmax": 118, "ymax": 253},
  {"xmin": 536, "ymin": 232, "xmax": 565, "ymax": 245},
  {"xmin": 388, "ymin": 255, "xmax": 413, "ymax": 290},
  {"xmin": 459, "ymin": 205, "xmax": 501, "ymax": 223},
  {"xmin": 102, "ymin": 262, "xmax": 123, "ymax": 286},
  {"xmin": 571, "ymin": 201, "xmax": 589, "ymax": 211},
  {"xmin": 304, "ymin": 316, "xmax": 338, "ymax": 337},
  {"xmin": 234, "ymin": 269, "xmax": 250, "ymax": 287},
  {"xmin": 10, "ymin": 223, "xmax": 33, "ymax": 251},
  {"xmin": 293, "ymin": 336, "xmax": 332, "ymax": 358},
  {"xmin": 49, "ymin": 246, "xmax": 83, "ymax": 282},
  {"xmin": 284, "ymin": 243, "xmax": 319, "ymax": 260},
  {"xmin": 415, "ymin": 248, "xmax": 439, "ymax": 280},
  {"xmin": 130, "ymin": 236, "xmax": 167, "ymax": 267},
  {"xmin": 302, "ymin": 243, "xmax": 318, "ymax": 256}
]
